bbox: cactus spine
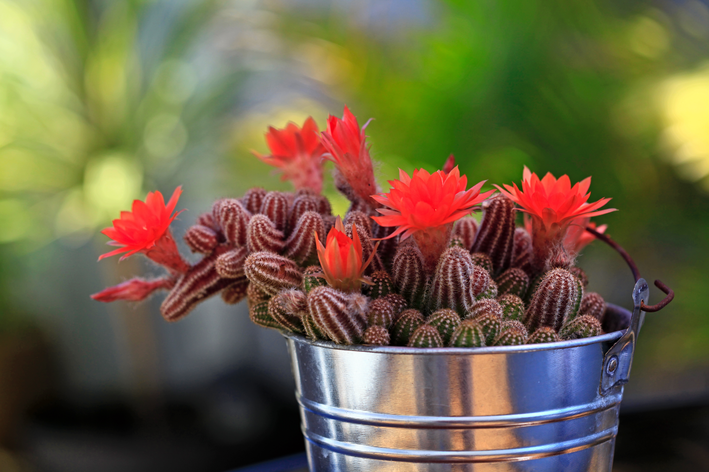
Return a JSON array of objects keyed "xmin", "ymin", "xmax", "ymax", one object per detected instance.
[
  {"xmin": 269, "ymin": 289, "xmax": 306, "ymax": 333},
  {"xmin": 469, "ymin": 266, "xmax": 491, "ymax": 299},
  {"xmin": 470, "ymin": 253, "xmax": 493, "ymax": 275},
  {"xmin": 527, "ymin": 326, "xmax": 561, "ymax": 344},
  {"xmin": 467, "ymin": 299, "xmax": 504, "ymax": 320},
  {"xmin": 452, "ymin": 217, "xmax": 477, "ymax": 250},
  {"xmin": 244, "ymin": 252, "xmax": 303, "ymax": 296},
  {"xmin": 367, "ymin": 298, "xmax": 396, "ymax": 328}
]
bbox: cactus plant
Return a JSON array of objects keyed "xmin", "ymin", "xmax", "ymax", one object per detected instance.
[
  {"xmin": 244, "ymin": 252, "xmax": 304, "ymax": 296},
  {"xmin": 473, "ymin": 312, "xmax": 502, "ymax": 346},
  {"xmin": 363, "ymin": 325, "xmax": 390, "ymax": 346},
  {"xmin": 247, "ymin": 214, "xmax": 285, "ymax": 254},
  {"xmin": 452, "ymin": 217, "xmax": 477, "ymax": 250},
  {"xmin": 427, "ymin": 309, "xmax": 461, "ymax": 345},
  {"xmin": 527, "ymin": 326, "xmax": 561, "ymax": 344},
  {"xmin": 524, "ymin": 268, "xmax": 578, "ymax": 332},
  {"xmin": 495, "ymin": 268, "xmax": 529, "ymax": 299},
  {"xmin": 467, "ymin": 299, "xmax": 504, "ymax": 320},
  {"xmin": 184, "ymin": 225, "xmax": 219, "ymax": 254},
  {"xmin": 308, "ymin": 286, "xmax": 368, "ymax": 344},
  {"xmin": 493, "ymin": 328, "xmax": 528, "ymax": 346},
  {"xmin": 392, "ymin": 309, "xmax": 425, "ymax": 346},
  {"xmin": 579, "ymin": 292, "xmax": 606, "ymax": 321},
  {"xmin": 470, "ymin": 195, "xmax": 516, "ymax": 276},
  {"xmin": 392, "ymin": 245, "xmax": 426, "ymax": 309},
  {"xmin": 559, "ymin": 314, "xmax": 602, "ymax": 340},
  {"xmin": 383, "ymin": 293, "xmax": 407, "ymax": 317},
  {"xmin": 303, "ymin": 266, "xmax": 327, "ymax": 293},
  {"xmin": 497, "ymin": 294, "xmax": 525, "ymax": 322},
  {"xmin": 368, "ymin": 271, "xmax": 394, "ymax": 299},
  {"xmin": 470, "ymin": 253, "xmax": 493, "ymax": 275},
  {"xmin": 408, "ymin": 325, "xmax": 444, "ymax": 348},
  {"xmin": 269, "ymin": 289, "xmax": 307, "ymax": 333},
  {"xmin": 249, "ymin": 300, "xmax": 281, "ymax": 329},
  {"xmin": 570, "ymin": 267, "xmax": 589, "ymax": 289},
  {"xmin": 511, "ymin": 228, "xmax": 533, "ymax": 275},
  {"xmin": 241, "ymin": 187, "xmax": 267, "ymax": 215},
  {"xmin": 367, "ymin": 298, "xmax": 396, "ymax": 328},
  {"xmin": 427, "ymin": 247, "xmax": 475, "ymax": 316},
  {"xmin": 449, "ymin": 319, "xmax": 486, "ymax": 347},
  {"xmin": 477, "ymin": 280, "xmax": 498, "ymax": 300},
  {"xmin": 260, "ymin": 191, "xmax": 288, "ymax": 232},
  {"xmin": 469, "ymin": 265, "xmax": 491, "ymax": 299}
]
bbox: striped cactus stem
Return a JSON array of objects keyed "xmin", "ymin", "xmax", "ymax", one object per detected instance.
[
  {"xmin": 527, "ymin": 326, "xmax": 561, "ymax": 344},
  {"xmin": 568, "ymin": 275, "xmax": 585, "ymax": 322},
  {"xmin": 392, "ymin": 245, "xmax": 426, "ymax": 310},
  {"xmin": 213, "ymin": 198, "xmax": 250, "ymax": 247},
  {"xmin": 221, "ymin": 279, "xmax": 249, "ymax": 305},
  {"xmin": 287, "ymin": 195, "xmax": 319, "ymax": 235},
  {"xmin": 196, "ymin": 212, "xmax": 219, "ymax": 232},
  {"xmin": 470, "ymin": 253, "xmax": 493, "ymax": 275},
  {"xmin": 303, "ymin": 266, "xmax": 327, "ymax": 293},
  {"xmin": 560, "ymin": 314, "xmax": 602, "ymax": 340},
  {"xmin": 184, "ymin": 225, "xmax": 219, "ymax": 254},
  {"xmin": 525, "ymin": 273, "xmax": 544, "ymax": 304},
  {"xmin": 215, "ymin": 247, "xmax": 249, "ymax": 279},
  {"xmin": 493, "ymin": 327, "xmax": 528, "ymax": 346},
  {"xmin": 500, "ymin": 320, "xmax": 528, "ymax": 336},
  {"xmin": 302, "ymin": 311, "xmax": 326, "ymax": 340},
  {"xmin": 307, "ymin": 286, "xmax": 368, "ymax": 344},
  {"xmin": 247, "ymin": 214, "xmax": 285, "ymax": 254},
  {"xmin": 383, "ymin": 293, "xmax": 407, "ymax": 317},
  {"xmin": 367, "ymin": 298, "xmax": 396, "ymax": 328},
  {"xmin": 497, "ymin": 294, "xmax": 525, "ymax": 322},
  {"xmin": 368, "ymin": 271, "xmax": 393, "ymax": 299},
  {"xmin": 244, "ymin": 252, "xmax": 303, "ymax": 296},
  {"xmin": 260, "ymin": 191, "xmax": 288, "ymax": 232},
  {"xmin": 579, "ymin": 292, "xmax": 607, "ymax": 321},
  {"xmin": 524, "ymin": 268, "xmax": 579, "ymax": 332},
  {"xmin": 570, "ymin": 267, "xmax": 589, "ymax": 289},
  {"xmin": 269, "ymin": 289, "xmax": 307, "ymax": 333},
  {"xmin": 242, "ymin": 187, "xmax": 267, "ymax": 214},
  {"xmin": 511, "ymin": 228, "xmax": 533, "ymax": 275},
  {"xmin": 469, "ymin": 265, "xmax": 491, "ymax": 299},
  {"xmin": 427, "ymin": 309, "xmax": 461, "ymax": 345},
  {"xmin": 470, "ymin": 195, "xmax": 516, "ymax": 276},
  {"xmin": 315, "ymin": 195, "xmax": 332, "ymax": 216},
  {"xmin": 363, "ymin": 325, "xmax": 390, "ymax": 346},
  {"xmin": 391, "ymin": 309, "xmax": 425, "ymax": 346},
  {"xmin": 495, "ymin": 268, "xmax": 529, "ymax": 299},
  {"xmin": 474, "ymin": 312, "xmax": 502, "ymax": 346},
  {"xmin": 408, "ymin": 325, "xmax": 444, "ymax": 348},
  {"xmin": 345, "ymin": 223, "xmax": 384, "ymax": 274},
  {"xmin": 249, "ymin": 300, "xmax": 281, "ymax": 329},
  {"xmin": 160, "ymin": 250, "xmax": 234, "ymax": 322},
  {"xmin": 372, "ymin": 222, "xmax": 399, "ymax": 270},
  {"xmin": 284, "ymin": 211, "xmax": 325, "ymax": 266},
  {"xmin": 449, "ymin": 319, "xmax": 486, "ymax": 347},
  {"xmin": 477, "ymin": 280, "xmax": 498, "ymax": 300},
  {"xmin": 427, "ymin": 247, "xmax": 475, "ymax": 316},
  {"xmin": 452, "ymin": 217, "xmax": 478, "ymax": 250},
  {"xmin": 467, "ymin": 298, "xmax": 504, "ymax": 320},
  {"xmin": 246, "ymin": 282, "xmax": 270, "ymax": 305},
  {"xmin": 343, "ymin": 210, "xmax": 373, "ymax": 236}
]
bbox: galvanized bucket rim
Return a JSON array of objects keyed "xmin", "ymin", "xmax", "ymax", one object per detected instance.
[{"xmin": 284, "ymin": 303, "xmax": 628, "ymax": 356}]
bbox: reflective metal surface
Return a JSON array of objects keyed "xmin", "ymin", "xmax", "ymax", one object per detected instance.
[{"xmin": 285, "ymin": 303, "xmax": 637, "ymax": 471}]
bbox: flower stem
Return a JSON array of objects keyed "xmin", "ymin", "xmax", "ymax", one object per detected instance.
[{"xmin": 143, "ymin": 230, "xmax": 191, "ymax": 274}]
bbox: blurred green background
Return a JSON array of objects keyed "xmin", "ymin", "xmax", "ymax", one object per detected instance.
[{"xmin": 0, "ymin": 0, "xmax": 707, "ymax": 470}]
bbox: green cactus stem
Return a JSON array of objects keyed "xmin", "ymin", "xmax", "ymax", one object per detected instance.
[
  {"xmin": 427, "ymin": 309, "xmax": 461, "ymax": 345},
  {"xmin": 383, "ymin": 293, "xmax": 407, "ymax": 317},
  {"xmin": 246, "ymin": 283, "xmax": 270, "ymax": 305},
  {"xmin": 284, "ymin": 211, "xmax": 325, "ymax": 266},
  {"xmin": 497, "ymin": 294, "xmax": 525, "ymax": 322},
  {"xmin": 470, "ymin": 253, "xmax": 493, "ymax": 275},
  {"xmin": 408, "ymin": 325, "xmax": 444, "ymax": 348},
  {"xmin": 580, "ymin": 292, "xmax": 606, "ymax": 321},
  {"xmin": 428, "ymin": 247, "xmax": 475, "ymax": 316},
  {"xmin": 524, "ymin": 268, "xmax": 578, "ymax": 332},
  {"xmin": 249, "ymin": 300, "xmax": 281, "ymax": 329},
  {"xmin": 307, "ymin": 286, "xmax": 368, "ymax": 344},
  {"xmin": 570, "ymin": 267, "xmax": 589, "ymax": 289},
  {"xmin": 260, "ymin": 191, "xmax": 288, "ymax": 232},
  {"xmin": 449, "ymin": 319, "xmax": 486, "ymax": 347},
  {"xmin": 527, "ymin": 326, "xmax": 561, "ymax": 344},
  {"xmin": 567, "ymin": 274, "xmax": 585, "ymax": 322},
  {"xmin": 303, "ymin": 266, "xmax": 327, "ymax": 293},
  {"xmin": 363, "ymin": 325, "xmax": 390, "ymax": 345},
  {"xmin": 473, "ymin": 312, "xmax": 501, "ymax": 346},
  {"xmin": 184, "ymin": 225, "xmax": 219, "ymax": 254},
  {"xmin": 392, "ymin": 309, "xmax": 425, "ymax": 346},
  {"xmin": 467, "ymin": 299, "xmax": 504, "ymax": 320},
  {"xmin": 470, "ymin": 195, "xmax": 516, "ymax": 276},
  {"xmin": 302, "ymin": 311, "xmax": 326, "ymax": 340},
  {"xmin": 469, "ymin": 265, "xmax": 491, "ymax": 299},
  {"xmin": 493, "ymin": 328, "xmax": 527, "ymax": 346},
  {"xmin": 452, "ymin": 217, "xmax": 478, "ymax": 250},
  {"xmin": 244, "ymin": 252, "xmax": 303, "ymax": 296},
  {"xmin": 449, "ymin": 237, "xmax": 465, "ymax": 248},
  {"xmin": 495, "ymin": 268, "xmax": 529, "ymax": 299},
  {"xmin": 367, "ymin": 298, "xmax": 396, "ymax": 328},
  {"xmin": 247, "ymin": 214, "xmax": 285, "ymax": 254},
  {"xmin": 269, "ymin": 289, "xmax": 307, "ymax": 333},
  {"xmin": 499, "ymin": 320, "xmax": 528, "ymax": 336},
  {"xmin": 368, "ymin": 271, "xmax": 394, "ymax": 299},
  {"xmin": 392, "ymin": 245, "xmax": 426, "ymax": 310},
  {"xmin": 477, "ymin": 280, "xmax": 498, "ymax": 300},
  {"xmin": 559, "ymin": 314, "xmax": 602, "ymax": 340}
]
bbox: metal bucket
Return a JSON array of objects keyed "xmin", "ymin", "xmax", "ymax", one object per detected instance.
[{"xmin": 284, "ymin": 279, "xmax": 653, "ymax": 471}]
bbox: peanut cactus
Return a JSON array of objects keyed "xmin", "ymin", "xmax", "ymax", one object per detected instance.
[
  {"xmin": 570, "ymin": 267, "xmax": 589, "ymax": 289},
  {"xmin": 495, "ymin": 268, "xmax": 529, "ymax": 299},
  {"xmin": 449, "ymin": 319, "xmax": 486, "ymax": 347},
  {"xmin": 383, "ymin": 293, "xmax": 407, "ymax": 317},
  {"xmin": 427, "ymin": 309, "xmax": 461, "ymax": 345},
  {"xmin": 493, "ymin": 328, "xmax": 527, "ymax": 346},
  {"xmin": 469, "ymin": 265, "xmax": 491, "ymax": 299},
  {"xmin": 408, "ymin": 325, "xmax": 444, "ymax": 348},
  {"xmin": 241, "ymin": 187, "xmax": 267, "ymax": 214},
  {"xmin": 246, "ymin": 214, "xmax": 285, "ymax": 254},
  {"xmin": 524, "ymin": 268, "xmax": 579, "ymax": 332},
  {"xmin": 470, "ymin": 195, "xmax": 516, "ymax": 276},
  {"xmin": 467, "ymin": 299, "xmax": 504, "ymax": 320},
  {"xmin": 184, "ymin": 225, "xmax": 219, "ymax": 254},
  {"xmin": 260, "ymin": 191, "xmax": 288, "ymax": 232},
  {"xmin": 477, "ymin": 280, "xmax": 498, "ymax": 300},
  {"xmin": 527, "ymin": 326, "xmax": 561, "ymax": 344},
  {"xmin": 497, "ymin": 294, "xmax": 525, "ymax": 322},
  {"xmin": 580, "ymin": 292, "xmax": 606, "ymax": 321},
  {"xmin": 308, "ymin": 286, "xmax": 368, "ymax": 344},
  {"xmin": 303, "ymin": 266, "xmax": 327, "ymax": 293},
  {"xmin": 368, "ymin": 271, "xmax": 394, "ymax": 299},
  {"xmin": 249, "ymin": 301, "xmax": 281, "ymax": 329},
  {"xmin": 470, "ymin": 253, "xmax": 493, "ymax": 275},
  {"xmin": 269, "ymin": 289, "xmax": 307, "ymax": 333},
  {"xmin": 244, "ymin": 252, "xmax": 303, "ymax": 296},
  {"xmin": 284, "ymin": 211, "xmax": 324, "ymax": 265},
  {"xmin": 559, "ymin": 314, "xmax": 602, "ymax": 340},
  {"xmin": 511, "ymin": 227, "xmax": 533, "ymax": 275},
  {"xmin": 392, "ymin": 309, "xmax": 425, "ymax": 346},
  {"xmin": 428, "ymin": 247, "xmax": 475, "ymax": 316},
  {"xmin": 367, "ymin": 298, "xmax": 396, "ymax": 328},
  {"xmin": 473, "ymin": 312, "xmax": 502, "ymax": 346},
  {"xmin": 452, "ymin": 217, "xmax": 477, "ymax": 250},
  {"xmin": 221, "ymin": 280, "xmax": 249, "ymax": 305},
  {"xmin": 363, "ymin": 325, "xmax": 390, "ymax": 346},
  {"xmin": 392, "ymin": 245, "xmax": 426, "ymax": 309}
]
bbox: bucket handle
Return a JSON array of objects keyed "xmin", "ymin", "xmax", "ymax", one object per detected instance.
[{"xmin": 584, "ymin": 227, "xmax": 675, "ymax": 396}]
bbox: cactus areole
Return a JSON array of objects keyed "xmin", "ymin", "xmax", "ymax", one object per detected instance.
[{"xmin": 93, "ymin": 105, "xmax": 661, "ymax": 355}]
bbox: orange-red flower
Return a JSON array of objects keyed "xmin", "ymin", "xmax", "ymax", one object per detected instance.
[
  {"xmin": 315, "ymin": 217, "xmax": 376, "ymax": 293},
  {"xmin": 252, "ymin": 117, "xmax": 324, "ymax": 193},
  {"xmin": 564, "ymin": 219, "xmax": 607, "ymax": 255},
  {"xmin": 99, "ymin": 187, "xmax": 189, "ymax": 273},
  {"xmin": 372, "ymin": 167, "xmax": 494, "ymax": 239},
  {"xmin": 320, "ymin": 106, "xmax": 378, "ymax": 207},
  {"xmin": 497, "ymin": 167, "xmax": 616, "ymax": 234}
]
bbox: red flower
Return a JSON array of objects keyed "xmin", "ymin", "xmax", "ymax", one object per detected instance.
[
  {"xmin": 563, "ymin": 219, "xmax": 607, "ymax": 254},
  {"xmin": 497, "ymin": 167, "xmax": 616, "ymax": 234},
  {"xmin": 252, "ymin": 117, "xmax": 325, "ymax": 193},
  {"xmin": 372, "ymin": 166, "xmax": 494, "ymax": 273},
  {"xmin": 99, "ymin": 187, "xmax": 189, "ymax": 273},
  {"xmin": 320, "ymin": 106, "xmax": 378, "ymax": 207},
  {"xmin": 315, "ymin": 217, "xmax": 376, "ymax": 293}
]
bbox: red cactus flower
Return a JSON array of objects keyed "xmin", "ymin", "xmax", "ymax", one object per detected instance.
[
  {"xmin": 372, "ymin": 166, "xmax": 494, "ymax": 273},
  {"xmin": 252, "ymin": 117, "xmax": 325, "ymax": 193},
  {"xmin": 315, "ymin": 217, "xmax": 376, "ymax": 293},
  {"xmin": 564, "ymin": 219, "xmax": 607, "ymax": 255},
  {"xmin": 498, "ymin": 167, "xmax": 616, "ymax": 271},
  {"xmin": 320, "ymin": 106, "xmax": 378, "ymax": 208},
  {"xmin": 91, "ymin": 277, "xmax": 175, "ymax": 303},
  {"xmin": 99, "ymin": 187, "xmax": 189, "ymax": 274}
]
